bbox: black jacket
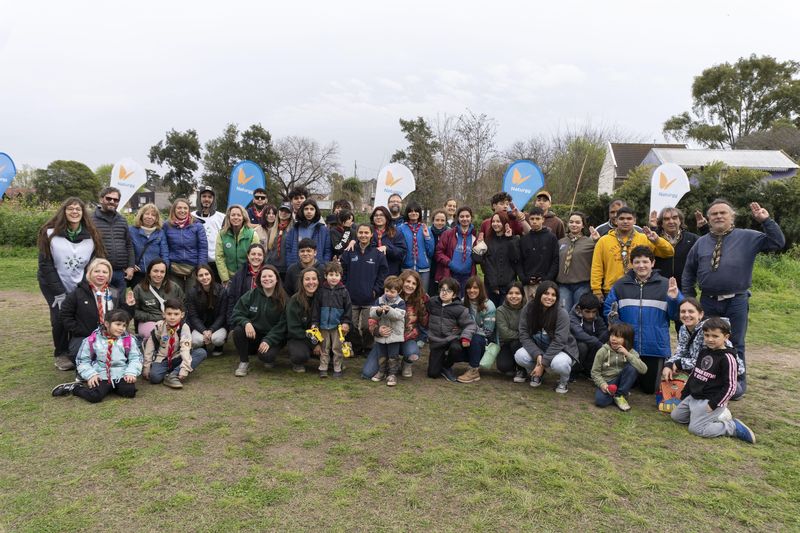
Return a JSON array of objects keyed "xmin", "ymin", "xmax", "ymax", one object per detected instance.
[
  {"xmin": 519, "ymin": 229, "xmax": 559, "ymax": 282},
  {"xmin": 186, "ymin": 283, "xmax": 229, "ymax": 332},
  {"xmin": 569, "ymin": 306, "xmax": 609, "ymax": 348},
  {"xmin": 329, "ymin": 225, "xmax": 356, "ymax": 259},
  {"xmin": 93, "ymin": 207, "xmax": 134, "ymax": 270},
  {"xmin": 61, "ymin": 280, "xmax": 128, "ymax": 338},
  {"xmin": 473, "ymin": 234, "xmax": 521, "ymax": 290},
  {"xmin": 682, "ymin": 347, "xmax": 739, "ymax": 410},
  {"xmin": 654, "ymin": 231, "xmax": 698, "ymax": 281},
  {"xmin": 226, "ymin": 265, "xmax": 257, "ymax": 324}
]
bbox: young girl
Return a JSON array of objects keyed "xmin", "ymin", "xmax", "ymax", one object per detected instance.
[
  {"xmin": 52, "ymin": 309, "xmax": 142, "ymax": 402},
  {"xmin": 590, "ymin": 322, "xmax": 647, "ymax": 411},
  {"xmin": 398, "ymin": 269, "xmax": 429, "ymax": 378},
  {"xmin": 427, "ymin": 209, "xmax": 449, "ymax": 296},
  {"xmin": 367, "ymin": 206, "xmax": 407, "ymax": 276},
  {"xmin": 143, "ymin": 298, "xmax": 207, "ymax": 389},
  {"xmin": 369, "ymin": 276, "xmax": 407, "ymax": 386},
  {"xmin": 514, "ymin": 281, "xmax": 578, "ymax": 393},
  {"xmin": 459, "ymin": 276, "xmax": 496, "ymax": 383},
  {"xmin": 425, "ymin": 277, "xmax": 477, "ymax": 382},
  {"xmin": 163, "ymin": 198, "xmax": 207, "ymax": 293},
  {"xmin": 186, "ymin": 264, "xmax": 228, "ymax": 356},
  {"xmin": 473, "ymin": 212, "xmax": 521, "ymax": 308},
  {"xmin": 215, "ymin": 204, "xmax": 261, "ymax": 285},
  {"xmin": 132, "ymin": 259, "xmax": 184, "ymax": 338},
  {"xmin": 130, "ymin": 203, "xmax": 170, "ymax": 288},
  {"xmin": 496, "ymin": 281, "xmax": 526, "ymax": 382},
  {"xmin": 286, "ymin": 199, "xmax": 332, "ymax": 265},
  {"xmin": 557, "ymin": 211, "xmax": 599, "ymax": 312},
  {"xmin": 260, "ymin": 204, "xmax": 278, "ymax": 247},
  {"xmin": 266, "ymin": 204, "xmax": 294, "ymax": 282}
]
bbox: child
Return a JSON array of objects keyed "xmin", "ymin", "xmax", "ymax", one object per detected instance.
[
  {"xmin": 329, "ymin": 209, "xmax": 356, "ymax": 261},
  {"xmin": 459, "ymin": 276, "xmax": 496, "ymax": 383},
  {"xmin": 369, "ymin": 275, "xmax": 407, "ymax": 386},
  {"xmin": 143, "ymin": 299, "xmax": 207, "ymax": 389},
  {"xmin": 285, "ymin": 238, "xmax": 324, "ymax": 296},
  {"xmin": 312, "ymin": 262, "xmax": 352, "ymax": 378},
  {"xmin": 671, "ymin": 317, "xmax": 756, "ymax": 443},
  {"xmin": 52, "ymin": 309, "xmax": 142, "ymax": 403},
  {"xmin": 426, "ymin": 277, "xmax": 477, "ymax": 382},
  {"xmin": 591, "ymin": 322, "xmax": 647, "ymax": 411},
  {"xmin": 570, "ymin": 293, "xmax": 609, "ymax": 379}
]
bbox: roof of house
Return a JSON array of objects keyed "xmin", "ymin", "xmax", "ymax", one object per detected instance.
[
  {"xmin": 608, "ymin": 143, "xmax": 686, "ymax": 177},
  {"xmin": 648, "ymin": 148, "xmax": 799, "ymax": 171}
]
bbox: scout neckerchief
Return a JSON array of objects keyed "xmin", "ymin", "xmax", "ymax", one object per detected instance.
[
  {"xmin": 459, "ymin": 226, "xmax": 471, "ymax": 263},
  {"xmin": 563, "ymin": 234, "xmax": 580, "ymax": 274},
  {"xmin": 166, "ymin": 325, "xmax": 177, "ymax": 370},
  {"xmin": 615, "ymin": 230, "xmax": 634, "ymax": 270},
  {"xmin": 664, "ymin": 229, "xmax": 682, "ymax": 247},
  {"xmin": 90, "ymin": 282, "xmax": 110, "ymax": 325},
  {"xmin": 66, "ymin": 224, "xmax": 82, "ymax": 241},
  {"xmin": 408, "ymin": 223, "xmax": 421, "ymax": 264},
  {"xmin": 710, "ymin": 227, "xmax": 734, "ymax": 272},
  {"xmin": 105, "ymin": 336, "xmax": 116, "ymax": 383}
]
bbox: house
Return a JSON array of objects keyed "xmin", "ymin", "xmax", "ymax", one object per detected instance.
[
  {"xmin": 641, "ymin": 148, "xmax": 799, "ymax": 181},
  {"xmin": 598, "ymin": 142, "xmax": 686, "ymax": 195}
]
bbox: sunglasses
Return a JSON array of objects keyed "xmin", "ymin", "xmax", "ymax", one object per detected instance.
[
  {"xmin": 254, "ymin": 195, "xmax": 266, "ymax": 200},
  {"xmin": 104, "ymin": 196, "xmax": 120, "ymax": 203}
]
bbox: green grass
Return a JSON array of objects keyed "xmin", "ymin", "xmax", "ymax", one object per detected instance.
[{"xmin": 1, "ymin": 250, "xmax": 799, "ymax": 531}]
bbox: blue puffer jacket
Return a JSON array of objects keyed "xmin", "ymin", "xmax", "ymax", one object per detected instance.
[
  {"xmin": 130, "ymin": 226, "xmax": 170, "ymax": 271},
  {"xmin": 398, "ymin": 222, "xmax": 434, "ymax": 271},
  {"xmin": 312, "ymin": 282, "xmax": 352, "ymax": 329},
  {"xmin": 163, "ymin": 221, "xmax": 208, "ymax": 267},
  {"xmin": 285, "ymin": 221, "xmax": 332, "ymax": 266},
  {"xmin": 604, "ymin": 270, "xmax": 682, "ymax": 358}
]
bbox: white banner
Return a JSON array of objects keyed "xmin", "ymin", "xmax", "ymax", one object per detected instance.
[
  {"xmin": 111, "ymin": 158, "xmax": 147, "ymax": 209},
  {"xmin": 373, "ymin": 163, "xmax": 416, "ymax": 208},
  {"xmin": 649, "ymin": 163, "xmax": 690, "ymax": 216}
]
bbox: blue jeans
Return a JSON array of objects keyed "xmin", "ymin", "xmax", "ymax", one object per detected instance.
[
  {"xmin": 559, "ymin": 281, "xmax": 590, "ymax": 312},
  {"xmin": 445, "ymin": 334, "xmax": 486, "ymax": 368},
  {"xmin": 148, "ymin": 348, "xmax": 207, "ymax": 383},
  {"xmin": 361, "ymin": 345, "xmax": 381, "ymax": 379},
  {"xmin": 110, "ymin": 270, "xmax": 127, "ymax": 295},
  {"xmin": 594, "ymin": 363, "xmax": 638, "ymax": 407},
  {"xmin": 700, "ymin": 293, "xmax": 749, "ymax": 396},
  {"xmin": 452, "ymin": 272, "xmax": 471, "ymax": 298},
  {"xmin": 401, "ymin": 339, "xmax": 420, "ymax": 363}
]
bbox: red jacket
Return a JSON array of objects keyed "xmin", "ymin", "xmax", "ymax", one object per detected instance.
[{"xmin": 434, "ymin": 226, "xmax": 477, "ymax": 282}]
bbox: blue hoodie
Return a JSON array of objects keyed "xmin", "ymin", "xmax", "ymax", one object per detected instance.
[
  {"xmin": 448, "ymin": 224, "xmax": 474, "ymax": 275},
  {"xmin": 398, "ymin": 222, "xmax": 435, "ymax": 271}
]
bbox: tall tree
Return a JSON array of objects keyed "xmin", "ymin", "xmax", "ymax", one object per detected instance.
[
  {"xmin": 737, "ymin": 119, "xmax": 800, "ymax": 160},
  {"xmin": 664, "ymin": 54, "xmax": 800, "ymax": 148},
  {"xmin": 95, "ymin": 164, "xmax": 113, "ymax": 189},
  {"xmin": 148, "ymin": 129, "xmax": 202, "ymax": 201},
  {"xmin": 33, "ymin": 160, "xmax": 100, "ymax": 203},
  {"xmin": 269, "ymin": 136, "xmax": 339, "ymax": 200},
  {"xmin": 391, "ymin": 116, "xmax": 442, "ymax": 209},
  {"xmin": 329, "ymin": 173, "xmax": 363, "ymax": 211}
]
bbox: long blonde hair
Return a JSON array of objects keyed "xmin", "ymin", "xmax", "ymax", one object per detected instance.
[
  {"xmin": 220, "ymin": 204, "xmax": 257, "ymax": 234},
  {"xmin": 133, "ymin": 203, "xmax": 163, "ymax": 229}
]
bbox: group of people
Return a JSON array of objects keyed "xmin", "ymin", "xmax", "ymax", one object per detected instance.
[{"xmin": 38, "ymin": 185, "xmax": 784, "ymax": 444}]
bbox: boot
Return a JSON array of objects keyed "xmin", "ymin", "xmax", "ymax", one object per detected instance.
[{"xmin": 457, "ymin": 366, "xmax": 481, "ymax": 383}]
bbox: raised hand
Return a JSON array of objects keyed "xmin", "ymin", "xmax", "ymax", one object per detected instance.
[
  {"xmin": 504, "ymin": 223, "xmax": 513, "ymax": 237},
  {"xmin": 649, "ymin": 210, "xmax": 658, "ymax": 228},
  {"xmin": 750, "ymin": 202, "xmax": 769, "ymax": 222},
  {"xmin": 694, "ymin": 210, "xmax": 708, "ymax": 228},
  {"xmin": 589, "ymin": 226, "xmax": 600, "ymax": 241},
  {"xmin": 642, "ymin": 226, "xmax": 658, "ymax": 242},
  {"xmin": 667, "ymin": 277, "xmax": 679, "ymax": 299}
]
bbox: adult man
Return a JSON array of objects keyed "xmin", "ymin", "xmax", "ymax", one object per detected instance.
[
  {"xmin": 387, "ymin": 193, "xmax": 404, "ymax": 226},
  {"xmin": 534, "ymin": 191, "xmax": 565, "ymax": 239},
  {"xmin": 591, "ymin": 207, "xmax": 673, "ymax": 299},
  {"xmin": 444, "ymin": 198, "xmax": 458, "ymax": 228},
  {"xmin": 284, "ymin": 238, "xmax": 324, "ymax": 295},
  {"xmin": 194, "ymin": 186, "xmax": 226, "ymax": 280},
  {"xmin": 478, "ymin": 192, "xmax": 530, "ymax": 238},
  {"xmin": 246, "ymin": 188, "xmax": 270, "ymax": 226},
  {"xmin": 595, "ymin": 199, "xmax": 642, "ymax": 237},
  {"xmin": 92, "ymin": 187, "xmax": 134, "ymax": 292},
  {"xmin": 519, "ymin": 207, "xmax": 559, "ymax": 300},
  {"xmin": 682, "ymin": 200, "xmax": 785, "ymax": 397},
  {"xmin": 288, "ymin": 186, "xmax": 309, "ymax": 218}
]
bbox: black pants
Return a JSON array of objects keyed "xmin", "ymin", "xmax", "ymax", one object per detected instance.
[
  {"xmin": 73, "ymin": 380, "xmax": 136, "ymax": 403},
  {"xmin": 43, "ymin": 291, "xmax": 69, "ymax": 357},
  {"xmin": 574, "ymin": 342, "xmax": 601, "ymax": 377},
  {"xmin": 233, "ymin": 325, "xmax": 282, "ymax": 363},
  {"xmin": 427, "ymin": 340, "xmax": 465, "ymax": 378},
  {"xmin": 286, "ymin": 339, "xmax": 313, "ymax": 365},
  {"xmin": 638, "ymin": 356, "xmax": 664, "ymax": 395},
  {"xmin": 497, "ymin": 340, "xmax": 522, "ymax": 374}
]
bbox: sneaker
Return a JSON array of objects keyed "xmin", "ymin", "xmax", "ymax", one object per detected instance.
[
  {"xmin": 718, "ymin": 407, "xmax": 733, "ymax": 422},
  {"xmin": 262, "ymin": 362, "xmax": 275, "ymax": 370},
  {"xmin": 530, "ymin": 375, "xmax": 542, "ymax": 388},
  {"xmin": 613, "ymin": 395, "xmax": 631, "ymax": 411},
  {"xmin": 332, "ymin": 370, "xmax": 343, "ymax": 378},
  {"xmin": 732, "ymin": 419, "xmax": 756, "ymax": 444},
  {"xmin": 401, "ymin": 361, "xmax": 413, "ymax": 378},
  {"xmin": 513, "ymin": 370, "xmax": 527, "ymax": 383},
  {"xmin": 457, "ymin": 367, "xmax": 481, "ymax": 384},
  {"xmin": 234, "ymin": 362, "xmax": 249, "ymax": 377},
  {"xmin": 51, "ymin": 382, "xmax": 78, "ymax": 397},
  {"xmin": 440, "ymin": 368, "xmax": 458, "ymax": 383},
  {"xmin": 555, "ymin": 381, "xmax": 569, "ymax": 394},
  {"xmin": 319, "ymin": 370, "xmax": 328, "ymax": 378},
  {"xmin": 386, "ymin": 374, "xmax": 398, "ymax": 387},
  {"xmin": 212, "ymin": 348, "xmax": 224, "ymax": 356},
  {"xmin": 371, "ymin": 371, "xmax": 385, "ymax": 382},
  {"xmin": 163, "ymin": 374, "xmax": 184, "ymax": 389},
  {"xmin": 292, "ymin": 365, "xmax": 306, "ymax": 373},
  {"xmin": 54, "ymin": 355, "xmax": 75, "ymax": 371}
]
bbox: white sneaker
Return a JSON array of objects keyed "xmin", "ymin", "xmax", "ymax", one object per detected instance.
[
  {"xmin": 234, "ymin": 362, "xmax": 249, "ymax": 377},
  {"xmin": 555, "ymin": 381, "xmax": 569, "ymax": 394},
  {"xmin": 718, "ymin": 407, "xmax": 733, "ymax": 422},
  {"xmin": 401, "ymin": 361, "xmax": 413, "ymax": 378}
]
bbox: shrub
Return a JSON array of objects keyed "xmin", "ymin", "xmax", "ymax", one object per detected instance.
[{"xmin": 0, "ymin": 199, "xmax": 56, "ymax": 247}]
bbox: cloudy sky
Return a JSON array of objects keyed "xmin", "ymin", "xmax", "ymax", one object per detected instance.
[{"xmin": 1, "ymin": 1, "xmax": 797, "ymax": 184}]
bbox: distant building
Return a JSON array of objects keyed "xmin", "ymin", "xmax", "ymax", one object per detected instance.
[
  {"xmin": 598, "ymin": 142, "xmax": 686, "ymax": 194},
  {"xmin": 641, "ymin": 148, "xmax": 799, "ymax": 181},
  {"xmin": 1, "ymin": 187, "xmax": 36, "ymax": 201}
]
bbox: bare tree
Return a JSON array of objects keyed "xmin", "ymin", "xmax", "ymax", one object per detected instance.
[
  {"xmin": 503, "ymin": 136, "xmax": 555, "ymax": 175},
  {"xmin": 269, "ymin": 136, "xmax": 339, "ymax": 199}
]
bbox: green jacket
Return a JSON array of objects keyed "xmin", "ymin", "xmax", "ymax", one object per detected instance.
[
  {"xmin": 495, "ymin": 303, "xmax": 522, "ymax": 344},
  {"xmin": 215, "ymin": 227, "xmax": 260, "ymax": 282},
  {"xmin": 133, "ymin": 281, "xmax": 184, "ymax": 323},
  {"xmin": 231, "ymin": 287, "xmax": 286, "ymax": 346},
  {"xmin": 286, "ymin": 293, "xmax": 313, "ymax": 340},
  {"xmin": 590, "ymin": 344, "xmax": 647, "ymax": 388}
]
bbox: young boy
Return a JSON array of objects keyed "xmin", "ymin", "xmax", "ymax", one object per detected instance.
[
  {"xmin": 569, "ymin": 293, "xmax": 609, "ymax": 379},
  {"xmin": 519, "ymin": 207, "xmax": 559, "ymax": 301},
  {"xmin": 285, "ymin": 238, "xmax": 324, "ymax": 295},
  {"xmin": 52, "ymin": 309, "xmax": 142, "ymax": 403},
  {"xmin": 143, "ymin": 299, "xmax": 207, "ymax": 389},
  {"xmin": 425, "ymin": 277, "xmax": 478, "ymax": 382},
  {"xmin": 369, "ymin": 276, "xmax": 407, "ymax": 386},
  {"xmin": 312, "ymin": 262, "xmax": 352, "ymax": 378},
  {"xmin": 671, "ymin": 317, "xmax": 755, "ymax": 443},
  {"xmin": 591, "ymin": 322, "xmax": 647, "ymax": 411},
  {"xmin": 330, "ymin": 210, "xmax": 356, "ymax": 261}
]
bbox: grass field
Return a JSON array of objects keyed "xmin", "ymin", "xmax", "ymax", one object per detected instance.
[{"xmin": 1, "ymin": 248, "xmax": 798, "ymax": 532}]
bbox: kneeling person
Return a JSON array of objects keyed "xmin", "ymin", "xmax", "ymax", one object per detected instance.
[{"xmin": 143, "ymin": 299, "xmax": 207, "ymax": 389}]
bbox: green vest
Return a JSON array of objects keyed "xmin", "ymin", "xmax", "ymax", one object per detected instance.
[{"xmin": 220, "ymin": 227, "xmax": 256, "ymax": 274}]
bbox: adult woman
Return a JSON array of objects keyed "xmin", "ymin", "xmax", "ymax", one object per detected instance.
[
  {"xmin": 286, "ymin": 199, "xmax": 331, "ymax": 265},
  {"xmin": 186, "ymin": 264, "xmax": 229, "ymax": 356},
  {"xmin": 260, "ymin": 205, "xmax": 278, "ymax": 250},
  {"xmin": 434, "ymin": 205, "xmax": 476, "ymax": 297},
  {"xmin": 215, "ymin": 204, "xmax": 261, "ymax": 285},
  {"xmin": 458, "ymin": 276, "xmax": 495, "ymax": 383},
  {"xmin": 225, "ymin": 243, "xmax": 266, "ymax": 325},
  {"xmin": 496, "ymin": 281, "xmax": 526, "ymax": 382},
  {"xmin": 662, "ymin": 297, "xmax": 745, "ymax": 397},
  {"xmin": 132, "ymin": 258, "xmax": 184, "ymax": 338},
  {"xmin": 266, "ymin": 203, "xmax": 293, "ymax": 281},
  {"xmin": 130, "ymin": 203, "xmax": 169, "ymax": 288},
  {"xmin": 369, "ymin": 206, "xmax": 407, "ymax": 276},
  {"xmin": 285, "ymin": 267, "xmax": 323, "ymax": 373},
  {"xmin": 398, "ymin": 202, "xmax": 435, "ymax": 290},
  {"xmin": 163, "ymin": 198, "xmax": 207, "ymax": 293},
  {"xmin": 557, "ymin": 211, "xmax": 598, "ymax": 312},
  {"xmin": 61, "ymin": 258, "xmax": 131, "ymax": 363},
  {"xmin": 514, "ymin": 281, "xmax": 578, "ymax": 393},
  {"xmin": 473, "ymin": 211, "xmax": 521, "ymax": 308},
  {"xmin": 230, "ymin": 265, "xmax": 288, "ymax": 376},
  {"xmin": 427, "ymin": 209, "xmax": 449, "ymax": 296},
  {"xmin": 37, "ymin": 197, "xmax": 106, "ymax": 370}
]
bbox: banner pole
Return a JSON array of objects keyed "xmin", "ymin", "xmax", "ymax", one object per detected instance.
[{"xmin": 570, "ymin": 152, "xmax": 589, "ymax": 212}]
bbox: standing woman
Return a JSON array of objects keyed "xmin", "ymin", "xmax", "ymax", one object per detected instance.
[
  {"xmin": 186, "ymin": 264, "xmax": 229, "ymax": 356},
  {"xmin": 473, "ymin": 211, "xmax": 521, "ymax": 308},
  {"xmin": 514, "ymin": 281, "xmax": 578, "ymax": 393},
  {"xmin": 130, "ymin": 203, "xmax": 170, "ymax": 288},
  {"xmin": 37, "ymin": 197, "xmax": 106, "ymax": 370},
  {"xmin": 132, "ymin": 258, "xmax": 184, "ymax": 338},
  {"xmin": 266, "ymin": 203, "xmax": 294, "ymax": 282},
  {"xmin": 369, "ymin": 206, "xmax": 407, "ymax": 276},
  {"xmin": 286, "ymin": 199, "xmax": 332, "ymax": 265},
  {"xmin": 163, "ymin": 198, "xmax": 207, "ymax": 293},
  {"xmin": 427, "ymin": 209, "xmax": 449, "ymax": 296},
  {"xmin": 215, "ymin": 205, "xmax": 261, "ymax": 286},
  {"xmin": 226, "ymin": 243, "xmax": 266, "ymax": 324},
  {"xmin": 557, "ymin": 212, "xmax": 599, "ymax": 313},
  {"xmin": 230, "ymin": 265, "xmax": 288, "ymax": 376},
  {"xmin": 434, "ymin": 205, "xmax": 476, "ymax": 297},
  {"xmin": 285, "ymin": 267, "xmax": 323, "ymax": 373},
  {"xmin": 458, "ymin": 276, "xmax": 496, "ymax": 383},
  {"xmin": 496, "ymin": 281, "xmax": 526, "ymax": 381},
  {"xmin": 398, "ymin": 202, "xmax": 435, "ymax": 290},
  {"xmin": 260, "ymin": 205, "xmax": 278, "ymax": 251}
]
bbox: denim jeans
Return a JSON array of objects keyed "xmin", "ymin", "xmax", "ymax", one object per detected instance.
[
  {"xmin": 447, "ymin": 334, "xmax": 486, "ymax": 368},
  {"xmin": 148, "ymin": 348, "xmax": 207, "ymax": 383},
  {"xmin": 700, "ymin": 292, "xmax": 749, "ymax": 396},
  {"xmin": 594, "ymin": 363, "xmax": 639, "ymax": 407},
  {"xmin": 401, "ymin": 339, "xmax": 420, "ymax": 363},
  {"xmin": 110, "ymin": 270, "xmax": 127, "ymax": 295},
  {"xmin": 361, "ymin": 345, "xmax": 381, "ymax": 379},
  {"xmin": 559, "ymin": 281, "xmax": 590, "ymax": 313}
]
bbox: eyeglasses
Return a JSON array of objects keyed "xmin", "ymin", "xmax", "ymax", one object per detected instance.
[
  {"xmin": 65, "ymin": 207, "xmax": 82, "ymax": 213},
  {"xmin": 104, "ymin": 196, "xmax": 120, "ymax": 203},
  {"xmin": 439, "ymin": 287, "xmax": 454, "ymax": 293},
  {"xmin": 254, "ymin": 195, "xmax": 266, "ymax": 200}
]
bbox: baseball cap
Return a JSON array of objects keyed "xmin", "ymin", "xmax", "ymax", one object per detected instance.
[{"xmin": 536, "ymin": 190, "xmax": 552, "ymax": 201}]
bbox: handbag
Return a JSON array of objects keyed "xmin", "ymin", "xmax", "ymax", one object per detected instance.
[
  {"xmin": 170, "ymin": 263, "xmax": 195, "ymax": 279},
  {"xmin": 657, "ymin": 373, "xmax": 689, "ymax": 412},
  {"xmin": 479, "ymin": 342, "xmax": 500, "ymax": 370}
]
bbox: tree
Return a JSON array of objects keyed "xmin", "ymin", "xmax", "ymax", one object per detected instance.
[
  {"xmin": 391, "ymin": 117, "xmax": 442, "ymax": 209},
  {"xmin": 202, "ymin": 123, "xmax": 281, "ymax": 209},
  {"xmin": 503, "ymin": 136, "xmax": 555, "ymax": 175},
  {"xmin": 12, "ymin": 164, "xmax": 37, "ymax": 188},
  {"xmin": 269, "ymin": 136, "xmax": 339, "ymax": 200},
  {"xmin": 329, "ymin": 173, "xmax": 363, "ymax": 211},
  {"xmin": 95, "ymin": 164, "xmax": 113, "ymax": 189},
  {"xmin": 737, "ymin": 119, "xmax": 800, "ymax": 160},
  {"xmin": 148, "ymin": 129, "xmax": 202, "ymax": 201},
  {"xmin": 663, "ymin": 54, "xmax": 800, "ymax": 148},
  {"xmin": 33, "ymin": 160, "xmax": 100, "ymax": 203}
]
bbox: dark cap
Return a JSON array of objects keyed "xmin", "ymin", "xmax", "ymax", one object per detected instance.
[
  {"xmin": 199, "ymin": 185, "xmax": 215, "ymax": 196},
  {"xmin": 279, "ymin": 202, "xmax": 292, "ymax": 211}
]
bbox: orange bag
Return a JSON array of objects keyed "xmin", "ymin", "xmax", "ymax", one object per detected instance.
[{"xmin": 658, "ymin": 374, "xmax": 688, "ymax": 413}]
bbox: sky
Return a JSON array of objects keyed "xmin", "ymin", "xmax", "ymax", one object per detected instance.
[{"xmin": 1, "ymin": 0, "xmax": 798, "ymax": 187}]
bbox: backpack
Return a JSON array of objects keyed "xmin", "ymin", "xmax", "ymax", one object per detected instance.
[
  {"xmin": 657, "ymin": 374, "xmax": 689, "ymax": 413},
  {"xmin": 86, "ymin": 330, "xmax": 132, "ymax": 362}
]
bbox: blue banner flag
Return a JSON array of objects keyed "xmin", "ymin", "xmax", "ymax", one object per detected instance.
[
  {"xmin": 227, "ymin": 160, "xmax": 266, "ymax": 209},
  {"xmin": 502, "ymin": 160, "xmax": 545, "ymax": 210},
  {"xmin": 0, "ymin": 153, "xmax": 17, "ymax": 199}
]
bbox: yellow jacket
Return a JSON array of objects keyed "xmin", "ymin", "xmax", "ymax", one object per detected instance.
[{"xmin": 590, "ymin": 230, "xmax": 674, "ymax": 294}]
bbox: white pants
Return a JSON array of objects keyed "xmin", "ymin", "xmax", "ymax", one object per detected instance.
[
  {"xmin": 191, "ymin": 328, "xmax": 227, "ymax": 349},
  {"xmin": 514, "ymin": 347, "xmax": 573, "ymax": 384}
]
